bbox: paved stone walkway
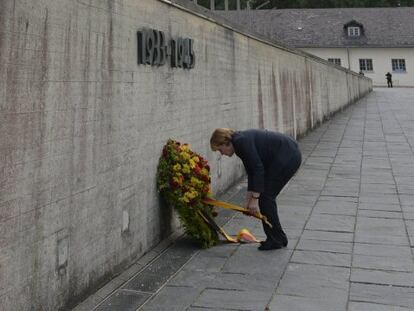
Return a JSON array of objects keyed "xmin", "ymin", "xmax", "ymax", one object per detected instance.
[{"xmin": 73, "ymin": 88, "xmax": 414, "ymax": 311}]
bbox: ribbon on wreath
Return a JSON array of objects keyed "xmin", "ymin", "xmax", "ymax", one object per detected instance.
[
  {"xmin": 202, "ymin": 197, "xmax": 273, "ymax": 228},
  {"xmin": 197, "ymin": 209, "xmax": 260, "ymax": 244}
]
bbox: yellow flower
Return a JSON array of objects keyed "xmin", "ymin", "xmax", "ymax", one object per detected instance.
[
  {"xmin": 182, "ymin": 164, "xmax": 191, "ymax": 174},
  {"xmin": 173, "ymin": 164, "xmax": 181, "ymax": 171},
  {"xmin": 180, "ymin": 152, "xmax": 191, "ymax": 160},
  {"xmin": 173, "ymin": 176, "xmax": 183, "ymax": 186},
  {"xmin": 189, "ymin": 159, "xmax": 196, "ymax": 168},
  {"xmin": 179, "ymin": 188, "xmax": 199, "ymax": 203},
  {"xmin": 200, "ymin": 168, "xmax": 208, "ymax": 176},
  {"xmin": 190, "ymin": 177, "xmax": 200, "ymax": 187},
  {"xmin": 180, "ymin": 196, "xmax": 190, "ymax": 203},
  {"xmin": 186, "ymin": 190, "xmax": 198, "ymax": 200},
  {"xmin": 192, "ymin": 156, "xmax": 200, "ymax": 163}
]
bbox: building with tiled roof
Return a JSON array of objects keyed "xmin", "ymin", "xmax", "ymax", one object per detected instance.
[{"xmin": 217, "ymin": 7, "xmax": 414, "ymax": 86}]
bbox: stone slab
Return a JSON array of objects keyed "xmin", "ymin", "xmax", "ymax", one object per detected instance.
[
  {"xmin": 291, "ymin": 250, "xmax": 352, "ymax": 267},
  {"xmin": 399, "ymin": 195, "xmax": 414, "ymax": 208},
  {"xmin": 358, "ymin": 210, "xmax": 403, "ymax": 219},
  {"xmin": 181, "ymin": 253, "xmax": 228, "ymax": 273},
  {"xmin": 358, "ymin": 202, "xmax": 401, "ymax": 212},
  {"xmin": 208, "ymin": 271, "xmax": 277, "ymax": 292},
  {"xmin": 296, "ymin": 239, "xmax": 353, "ymax": 254},
  {"xmin": 321, "ymin": 187, "xmax": 359, "ymax": 197},
  {"xmin": 222, "ymin": 244, "xmax": 292, "ymax": 276},
  {"xmin": 353, "ymin": 243, "xmax": 413, "ymax": 257},
  {"xmin": 354, "ymin": 234, "xmax": 409, "ymax": 245},
  {"xmin": 279, "ymin": 209, "xmax": 310, "ymax": 229},
  {"xmin": 305, "ymin": 214, "xmax": 355, "ymax": 232},
  {"xmin": 300, "ymin": 229, "xmax": 354, "ymax": 242},
  {"xmin": 168, "ymin": 269, "xmax": 216, "ymax": 288},
  {"xmin": 196, "ymin": 243, "xmax": 238, "ymax": 258},
  {"xmin": 276, "ymin": 263, "xmax": 349, "ymax": 302},
  {"xmin": 313, "ymin": 199, "xmax": 357, "ymax": 216},
  {"xmin": 405, "ymin": 220, "xmax": 414, "ymax": 246},
  {"xmin": 348, "ymin": 301, "xmax": 413, "ymax": 311},
  {"xmin": 350, "ymin": 282, "xmax": 414, "ymax": 309},
  {"xmin": 359, "ymin": 194, "xmax": 400, "ymax": 205},
  {"xmin": 360, "ymin": 183, "xmax": 397, "ymax": 194},
  {"xmin": 355, "ymin": 217, "xmax": 409, "ymax": 245},
  {"xmin": 141, "ymin": 286, "xmax": 202, "ymax": 311},
  {"xmin": 94, "ymin": 290, "xmax": 150, "ymax": 311},
  {"xmin": 192, "ymin": 288, "xmax": 271, "ymax": 311},
  {"xmin": 269, "ymin": 294, "xmax": 347, "ymax": 311},
  {"xmin": 351, "ymin": 269, "xmax": 414, "ymax": 287},
  {"xmin": 353, "ymin": 254, "xmax": 414, "ymax": 271}
]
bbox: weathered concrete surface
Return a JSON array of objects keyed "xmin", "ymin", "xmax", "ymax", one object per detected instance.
[
  {"xmin": 73, "ymin": 88, "xmax": 414, "ymax": 311},
  {"xmin": 0, "ymin": 0, "xmax": 371, "ymax": 309}
]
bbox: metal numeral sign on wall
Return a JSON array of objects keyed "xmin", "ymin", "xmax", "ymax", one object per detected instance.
[{"xmin": 137, "ymin": 28, "xmax": 195, "ymax": 69}]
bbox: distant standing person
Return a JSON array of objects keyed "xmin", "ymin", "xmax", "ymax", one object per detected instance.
[
  {"xmin": 386, "ymin": 72, "xmax": 393, "ymax": 88},
  {"xmin": 210, "ymin": 128, "xmax": 302, "ymax": 250}
]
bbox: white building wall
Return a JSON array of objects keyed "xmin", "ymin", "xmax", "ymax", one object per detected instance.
[
  {"xmin": 301, "ymin": 48, "xmax": 350, "ymax": 69},
  {"xmin": 302, "ymin": 47, "xmax": 414, "ymax": 87}
]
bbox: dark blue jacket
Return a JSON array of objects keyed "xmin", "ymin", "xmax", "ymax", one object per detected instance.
[{"xmin": 231, "ymin": 129, "xmax": 301, "ymax": 193}]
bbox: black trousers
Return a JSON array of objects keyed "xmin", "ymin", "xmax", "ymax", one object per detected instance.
[
  {"xmin": 387, "ymin": 80, "xmax": 393, "ymax": 87},
  {"xmin": 258, "ymin": 152, "xmax": 302, "ymax": 246}
]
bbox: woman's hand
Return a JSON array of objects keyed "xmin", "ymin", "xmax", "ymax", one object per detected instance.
[
  {"xmin": 244, "ymin": 191, "xmax": 260, "ymax": 215},
  {"xmin": 247, "ymin": 198, "xmax": 259, "ymax": 215},
  {"xmin": 247, "ymin": 198, "xmax": 260, "ymax": 215},
  {"xmin": 245, "ymin": 191, "xmax": 253, "ymax": 208}
]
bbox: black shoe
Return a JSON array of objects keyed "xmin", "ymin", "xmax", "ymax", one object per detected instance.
[
  {"xmin": 260, "ymin": 239, "xmax": 287, "ymax": 247},
  {"xmin": 258, "ymin": 240, "xmax": 283, "ymax": 251}
]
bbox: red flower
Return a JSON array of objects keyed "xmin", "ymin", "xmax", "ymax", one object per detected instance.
[
  {"xmin": 169, "ymin": 179, "xmax": 179, "ymax": 189},
  {"xmin": 201, "ymin": 175, "xmax": 209, "ymax": 182},
  {"xmin": 193, "ymin": 166, "xmax": 201, "ymax": 175}
]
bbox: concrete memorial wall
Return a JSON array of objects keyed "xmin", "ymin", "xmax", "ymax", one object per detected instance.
[{"xmin": 0, "ymin": 0, "xmax": 372, "ymax": 309}]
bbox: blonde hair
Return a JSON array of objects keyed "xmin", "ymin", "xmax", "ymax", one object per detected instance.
[{"xmin": 210, "ymin": 128, "xmax": 235, "ymax": 151}]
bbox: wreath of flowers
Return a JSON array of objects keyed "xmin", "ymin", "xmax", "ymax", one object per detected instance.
[{"xmin": 157, "ymin": 139, "xmax": 219, "ymax": 248}]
